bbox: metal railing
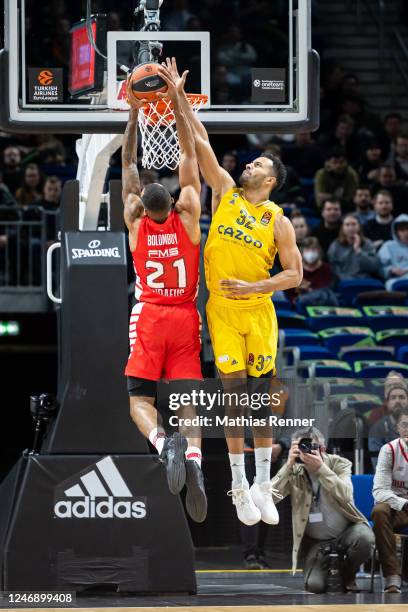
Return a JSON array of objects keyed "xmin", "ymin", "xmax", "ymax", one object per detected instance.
[
  {"xmin": 390, "ymin": 28, "xmax": 408, "ymax": 106},
  {"xmin": 0, "ymin": 206, "xmax": 59, "ymax": 311}
]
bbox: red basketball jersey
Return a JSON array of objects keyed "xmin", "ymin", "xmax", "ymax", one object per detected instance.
[{"xmin": 132, "ymin": 210, "xmax": 200, "ymax": 305}]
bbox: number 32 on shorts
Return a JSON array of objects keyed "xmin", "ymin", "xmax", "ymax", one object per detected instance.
[{"xmin": 251, "ymin": 354, "xmax": 272, "ymax": 371}]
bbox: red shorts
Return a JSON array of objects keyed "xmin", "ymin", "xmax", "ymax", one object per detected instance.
[{"xmin": 125, "ymin": 301, "xmax": 202, "ymax": 381}]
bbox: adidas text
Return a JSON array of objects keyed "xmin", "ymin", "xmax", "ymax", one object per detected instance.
[{"xmin": 54, "ymin": 496, "xmax": 147, "ymax": 519}]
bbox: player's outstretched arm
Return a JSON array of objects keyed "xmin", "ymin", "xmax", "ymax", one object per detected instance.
[
  {"xmin": 158, "ymin": 58, "xmax": 235, "ymax": 213},
  {"xmin": 122, "ymin": 87, "xmax": 146, "ymax": 230}
]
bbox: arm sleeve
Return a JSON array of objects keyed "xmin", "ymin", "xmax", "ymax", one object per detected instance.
[
  {"xmin": 316, "ymin": 459, "xmax": 354, "ymax": 504},
  {"xmin": 356, "ymin": 242, "xmax": 380, "ymax": 274},
  {"xmin": 373, "ymin": 444, "xmax": 408, "ymax": 511},
  {"xmin": 378, "ymin": 242, "xmax": 393, "ymax": 279},
  {"xmin": 270, "ymin": 462, "xmax": 293, "ymax": 502}
]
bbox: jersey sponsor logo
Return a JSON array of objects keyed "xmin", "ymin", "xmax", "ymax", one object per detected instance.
[
  {"xmin": 147, "ymin": 233, "xmax": 178, "ymax": 246},
  {"xmin": 228, "ymin": 193, "xmax": 240, "ymax": 204},
  {"xmin": 248, "ymin": 353, "xmax": 255, "ymax": 366},
  {"xmin": 217, "ymin": 224, "xmax": 263, "ymax": 249},
  {"xmin": 147, "ymin": 247, "xmax": 179, "ymax": 258},
  {"xmin": 53, "ymin": 456, "xmax": 147, "ymax": 520},
  {"xmin": 260, "ymin": 211, "xmax": 272, "ymax": 226}
]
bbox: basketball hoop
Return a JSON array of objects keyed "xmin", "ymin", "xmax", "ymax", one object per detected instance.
[{"xmin": 137, "ymin": 94, "xmax": 208, "ymax": 170}]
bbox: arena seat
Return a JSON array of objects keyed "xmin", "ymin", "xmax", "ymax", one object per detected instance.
[
  {"xmin": 397, "ymin": 347, "xmax": 408, "ymax": 364},
  {"xmin": 276, "ymin": 310, "xmax": 306, "ymax": 329},
  {"xmin": 376, "ymin": 329, "xmax": 408, "ymax": 349},
  {"xmin": 306, "ymin": 306, "xmax": 363, "ymax": 332},
  {"xmin": 319, "ymin": 327, "xmax": 375, "ymax": 352},
  {"xmin": 303, "ymin": 360, "xmax": 353, "ymax": 378},
  {"xmin": 280, "ymin": 329, "xmax": 320, "ymax": 346},
  {"xmin": 340, "ymin": 346, "xmax": 394, "ymax": 365},
  {"xmin": 285, "ymin": 345, "xmax": 335, "ymax": 365},
  {"xmin": 338, "ymin": 279, "xmax": 385, "ymax": 306},
  {"xmin": 362, "ymin": 306, "xmax": 408, "ymax": 332},
  {"xmin": 391, "ymin": 279, "xmax": 408, "ymax": 293},
  {"xmin": 354, "ymin": 360, "xmax": 408, "ymax": 378},
  {"xmin": 353, "ymin": 290, "xmax": 407, "ymax": 307}
]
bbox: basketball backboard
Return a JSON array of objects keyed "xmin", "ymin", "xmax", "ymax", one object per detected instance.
[{"xmin": 0, "ymin": 0, "xmax": 319, "ymax": 134}]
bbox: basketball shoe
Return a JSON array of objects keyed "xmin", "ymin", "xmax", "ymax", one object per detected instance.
[
  {"xmin": 250, "ymin": 481, "xmax": 281, "ymax": 524},
  {"xmin": 227, "ymin": 481, "xmax": 261, "ymax": 525},
  {"xmin": 159, "ymin": 432, "xmax": 188, "ymax": 494},
  {"xmin": 185, "ymin": 460, "xmax": 207, "ymax": 523}
]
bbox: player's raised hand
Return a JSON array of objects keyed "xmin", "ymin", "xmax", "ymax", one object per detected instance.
[
  {"xmin": 220, "ymin": 278, "xmax": 256, "ymax": 297},
  {"xmin": 158, "ymin": 57, "xmax": 189, "ymax": 96},
  {"xmin": 125, "ymin": 76, "xmax": 148, "ymax": 110}
]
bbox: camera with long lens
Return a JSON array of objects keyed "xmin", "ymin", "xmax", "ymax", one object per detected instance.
[{"xmin": 296, "ymin": 437, "xmax": 320, "ymax": 463}]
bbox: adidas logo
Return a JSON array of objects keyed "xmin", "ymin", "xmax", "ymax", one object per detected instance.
[{"xmin": 54, "ymin": 456, "xmax": 147, "ymax": 519}]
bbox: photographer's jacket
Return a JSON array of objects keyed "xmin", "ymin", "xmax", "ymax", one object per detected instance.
[{"xmin": 270, "ymin": 453, "xmax": 368, "ymax": 573}]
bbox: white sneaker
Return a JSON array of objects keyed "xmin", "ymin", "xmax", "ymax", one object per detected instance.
[
  {"xmin": 250, "ymin": 481, "xmax": 282, "ymax": 525},
  {"xmin": 227, "ymin": 483, "xmax": 261, "ymax": 526}
]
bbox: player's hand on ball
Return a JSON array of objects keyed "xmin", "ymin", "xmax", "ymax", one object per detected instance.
[
  {"xmin": 125, "ymin": 76, "xmax": 148, "ymax": 110},
  {"xmin": 158, "ymin": 57, "xmax": 188, "ymax": 99},
  {"xmin": 220, "ymin": 279, "xmax": 255, "ymax": 296}
]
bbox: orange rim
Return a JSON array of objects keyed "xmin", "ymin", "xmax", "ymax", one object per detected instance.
[{"xmin": 142, "ymin": 93, "xmax": 208, "ymax": 125}]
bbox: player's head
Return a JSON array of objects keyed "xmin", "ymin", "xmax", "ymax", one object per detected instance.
[
  {"xmin": 141, "ymin": 183, "xmax": 172, "ymax": 222},
  {"xmin": 239, "ymin": 153, "xmax": 287, "ymax": 194}
]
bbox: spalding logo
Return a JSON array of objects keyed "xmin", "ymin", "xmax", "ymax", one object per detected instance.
[
  {"xmin": 38, "ymin": 70, "xmax": 54, "ymax": 85},
  {"xmin": 88, "ymin": 240, "xmax": 101, "ymax": 249}
]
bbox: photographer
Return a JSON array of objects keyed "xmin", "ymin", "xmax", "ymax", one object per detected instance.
[
  {"xmin": 372, "ymin": 407, "xmax": 408, "ymax": 593},
  {"xmin": 269, "ymin": 427, "xmax": 374, "ymax": 593}
]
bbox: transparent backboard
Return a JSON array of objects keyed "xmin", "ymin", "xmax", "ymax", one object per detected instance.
[{"xmin": 0, "ymin": 0, "xmax": 319, "ymax": 134}]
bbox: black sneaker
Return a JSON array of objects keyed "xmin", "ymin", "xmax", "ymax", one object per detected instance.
[
  {"xmin": 244, "ymin": 552, "xmax": 270, "ymax": 570},
  {"xmin": 185, "ymin": 460, "xmax": 207, "ymax": 523},
  {"xmin": 159, "ymin": 432, "xmax": 188, "ymax": 494}
]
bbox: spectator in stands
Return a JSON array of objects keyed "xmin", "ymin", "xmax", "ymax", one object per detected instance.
[
  {"xmin": 368, "ymin": 371, "xmax": 408, "ymax": 427},
  {"xmin": 262, "ymin": 143, "xmax": 301, "ymax": 205},
  {"xmin": 328, "ymin": 214, "xmax": 378, "ymax": 280},
  {"xmin": 364, "ymin": 190, "xmax": 394, "ymax": 250},
  {"xmin": 314, "ymin": 148, "xmax": 359, "ymax": 209},
  {"xmin": 372, "ymin": 407, "xmax": 408, "ymax": 593},
  {"xmin": 340, "ymin": 95, "xmax": 384, "ymax": 142},
  {"xmin": 283, "ymin": 132, "xmax": 325, "ymax": 179},
  {"xmin": 371, "ymin": 165, "xmax": 408, "ymax": 216},
  {"xmin": 35, "ymin": 176, "xmax": 62, "ymax": 242},
  {"xmin": 320, "ymin": 115, "xmax": 360, "ymax": 166},
  {"xmin": 387, "ymin": 133, "xmax": 408, "ymax": 182},
  {"xmin": 216, "ymin": 24, "xmax": 257, "ymax": 89},
  {"xmin": 286, "ymin": 237, "xmax": 338, "ymax": 307},
  {"xmin": 15, "ymin": 163, "xmax": 43, "ymax": 207},
  {"xmin": 2, "ymin": 146, "xmax": 22, "ymax": 196},
  {"xmin": 162, "ymin": 0, "xmax": 192, "ymax": 30},
  {"xmin": 291, "ymin": 212, "xmax": 310, "ymax": 247},
  {"xmin": 221, "ymin": 151, "xmax": 240, "ymax": 184},
  {"xmin": 383, "ymin": 112, "xmax": 403, "ymax": 157},
  {"xmin": 0, "ymin": 170, "xmax": 15, "ymax": 207},
  {"xmin": 311, "ymin": 198, "xmax": 343, "ymax": 255},
  {"xmin": 378, "ymin": 214, "xmax": 408, "ymax": 290},
  {"xmin": 358, "ymin": 140, "xmax": 383, "ymax": 185},
  {"xmin": 351, "ymin": 185, "xmax": 375, "ymax": 225},
  {"xmin": 270, "ymin": 428, "xmax": 374, "ymax": 593},
  {"xmin": 368, "ymin": 378, "xmax": 408, "ymax": 469}
]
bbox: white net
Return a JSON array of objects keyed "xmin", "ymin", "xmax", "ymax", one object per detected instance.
[{"xmin": 137, "ymin": 94, "xmax": 208, "ymax": 170}]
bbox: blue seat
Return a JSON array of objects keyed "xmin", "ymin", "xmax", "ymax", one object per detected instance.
[
  {"xmin": 362, "ymin": 306, "xmax": 408, "ymax": 332},
  {"xmin": 301, "ymin": 360, "xmax": 353, "ymax": 378},
  {"xmin": 376, "ymin": 329, "xmax": 408, "ymax": 349},
  {"xmin": 319, "ymin": 327, "xmax": 375, "ymax": 353},
  {"xmin": 391, "ymin": 279, "xmax": 408, "ymax": 293},
  {"xmin": 281, "ymin": 329, "xmax": 320, "ymax": 347},
  {"xmin": 340, "ymin": 346, "xmax": 394, "ymax": 365},
  {"xmin": 352, "ymin": 474, "xmax": 374, "ymax": 522},
  {"xmin": 355, "ymin": 360, "xmax": 408, "ymax": 379},
  {"xmin": 397, "ymin": 346, "xmax": 408, "ymax": 364},
  {"xmin": 276, "ymin": 310, "xmax": 306, "ymax": 329},
  {"xmin": 306, "ymin": 306, "xmax": 363, "ymax": 332},
  {"xmin": 286, "ymin": 345, "xmax": 335, "ymax": 366},
  {"xmin": 307, "ymin": 217, "xmax": 321, "ymax": 228},
  {"xmin": 339, "ymin": 279, "xmax": 385, "ymax": 306}
]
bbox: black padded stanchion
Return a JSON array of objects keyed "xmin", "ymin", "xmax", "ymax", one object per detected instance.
[{"xmin": 0, "ymin": 181, "xmax": 196, "ymax": 593}]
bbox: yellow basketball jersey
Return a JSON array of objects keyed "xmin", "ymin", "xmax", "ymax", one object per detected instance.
[{"xmin": 204, "ymin": 188, "xmax": 283, "ymax": 308}]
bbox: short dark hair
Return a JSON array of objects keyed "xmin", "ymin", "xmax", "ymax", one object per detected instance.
[
  {"xmin": 397, "ymin": 132, "xmax": 408, "ymax": 141},
  {"xmin": 322, "ymin": 197, "xmax": 342, "ymax": 210},
  {"xmin": 384, "ymin": 112, "xmax": 402, "ymax": 123},
  {"xmin": 260, "ymin": 152, "xmax": 287, "ymax": 191},
  {"xmin": 374, "ymin": 189, "xmax": 393, "ymax": 202},
  {"xmin": 395, "ymin": 407, "xmax": 408, "ymax": 425},
  {"xmin": 328, "ymin": 146, "xmax": 346, "ymax": 160},
  {"xmin": 141, "ymin": 183, "xmax": 172, "ymax": 213}
]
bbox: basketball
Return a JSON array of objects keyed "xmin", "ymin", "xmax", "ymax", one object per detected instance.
[{"xmin": 128, "ymin": 62, "xmax": 167, "ymax": 103}]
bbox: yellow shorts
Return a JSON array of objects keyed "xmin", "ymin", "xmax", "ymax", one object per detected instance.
[{"xmin": 206, "ymin": 296, "xmax": 278, "ymax": 377}]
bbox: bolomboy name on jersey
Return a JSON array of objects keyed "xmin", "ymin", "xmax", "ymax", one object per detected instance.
[{"xmin": 217, "ymin": 224, "xmax": 263, "ymax": 249}]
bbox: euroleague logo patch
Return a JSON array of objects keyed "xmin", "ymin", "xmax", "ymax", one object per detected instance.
[
  {"xmin": 260, "ymin": 211, "xmax": 272, "ymax": 226},
  {"xmin": 38, "ymin": 70, "xmax": 54, "ymax": 86}
]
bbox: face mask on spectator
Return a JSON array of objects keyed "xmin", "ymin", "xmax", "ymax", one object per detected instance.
[{"xmin": 303, "ymin": 250, "xmax": 319, "ymax": 264}]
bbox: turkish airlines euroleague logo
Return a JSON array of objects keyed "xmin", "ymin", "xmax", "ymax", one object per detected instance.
[{"xmin": 38, "ymin": 70, "xmax": 54, "ymax": 86}]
